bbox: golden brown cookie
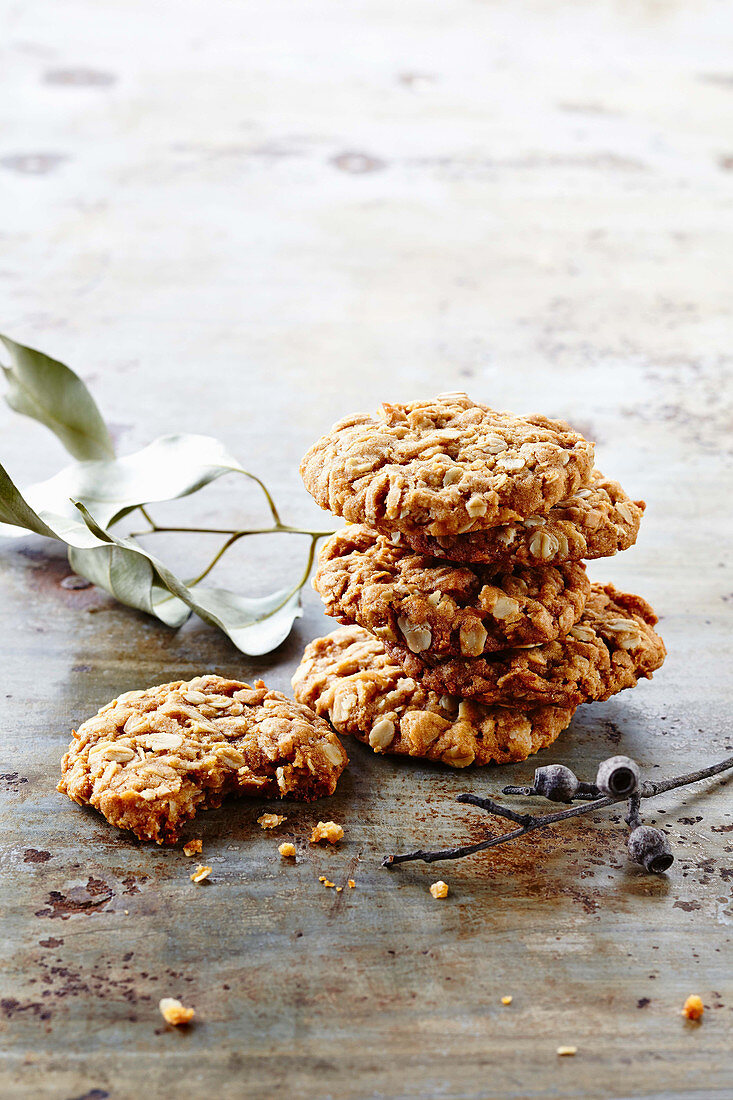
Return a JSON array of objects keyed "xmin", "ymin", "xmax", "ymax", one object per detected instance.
[
  {"xmin": 301, "ymin": 394, "xmax": 595, "ymax": 537},
  {"xmin": 395, "ymin": 472, "xmax": 645, "ymax": 566},
  {"xmin": 385, "ymin": 584, "xmax": 665, "ymax": 707},
  {"xmin": 292, "ymin": 626, "xmax": 576, "ymax": 768},
  {"xmin": 58, "ymin": 676, "xmax": 348, "ymax": 844},
  {"xmin": 314, "ymin": 525, "xmax": 590, "ymax": 657}
]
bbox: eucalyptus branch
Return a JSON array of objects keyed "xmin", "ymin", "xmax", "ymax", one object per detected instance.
[
  {"xmin": 0, "ymin": 332, "xmax": 335, "ymax": 655},
  {"xmin": 128, "ymin": 523, "xmax": 334, "ymax": 538},
  {"xmin": 383, "ymin": 754, "xmax": 733, "ymax": 871}
]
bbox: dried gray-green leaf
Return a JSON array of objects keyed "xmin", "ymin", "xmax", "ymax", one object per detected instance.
[
  {"xmin": 0, "ymin": 334, "xmax": 114, "ymax": 461},
  {"xmin": 0, "ymin": 461, "xmax": 111, "ymax": 547},
  {"xmin": 68, "ymin": 543, "xmax": 191, "ymax": 628},
  {"xmin": 4, "ymin": 434, "xmax": 257, "ymax": 536},
  {"xmin": 0, "ymin": 466, "xmax": 189, "ymax": 626},
  {"xmin": 74, "ymin": 504, "xmax": 304, "ymax": 654},
  {"xmin": 185, "ymin": 584, "xmax": 302, "ymax": 655}
]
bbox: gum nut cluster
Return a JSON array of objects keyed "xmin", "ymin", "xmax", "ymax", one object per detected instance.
[{"xmin": 295, "ymin": 395, "xmax": 665, "ymax": 791}]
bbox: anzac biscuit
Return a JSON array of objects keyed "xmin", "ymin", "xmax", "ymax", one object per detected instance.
[
  {"xmin": 396, "ymin": 472, "xmax": 645, "ymax": 566},
  {"xmin": 300, "ymin": 394, "xmax": 594, "ymax": 537},
  {"xmin": 292, "ymin": 626, "xmax": 576, "ymax": 768},
  {"xmin": 386, "ymin": 584, "xmax": 665, "ymax": 708},
  {"xmin": 58, "ymin": 676, "xmax": 348, "ymax": 844},
  {"xmin": 314, "ymin": 525, "xmax": 590, "ymax": 656}
]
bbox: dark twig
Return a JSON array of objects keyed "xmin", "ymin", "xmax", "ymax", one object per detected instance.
[
  {"xmin": 455, "ymin": 793, "xmax": 535, "ymax": 828},
  {"xmin": 383, "ymin": 755, "xmax": 733, "ymax": 868},
  {"xmin": 625, "ymin": 793, "xmax": 642, "ymax": 830},
  {"xmin": 503, "ymin": 781, "xmax": 599, "ymax": 801}
]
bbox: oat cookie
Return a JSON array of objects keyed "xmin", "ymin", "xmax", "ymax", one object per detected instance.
[
  {"xmin": 292, "ymin": 626, "xmax": 576, "ymax": 768},
  {"xmin": 301, "ymin": 394, "xmax": 595, "ymax": 537},
  {"xmin": 386, "ymin": 584, "xmax": 665, "ymax": 707},
  {"xmin": 398, "ymin": 472, "xmax": 645, "ymax": 566},
  {"xmin": 58, "ymin": 676, "xmax": 348, "ymax": 844},
  {"xmin": 314, "ymin": 525, "xmax": 590, "ymax": 657}
]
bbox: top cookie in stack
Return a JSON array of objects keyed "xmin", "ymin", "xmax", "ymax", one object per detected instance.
[{"xmin": 293, "ymin": 394, "xmax": 665, "ymax": 769}]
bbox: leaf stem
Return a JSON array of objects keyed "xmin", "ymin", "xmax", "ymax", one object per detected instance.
[
  {"xmin": 383, "ymin": 755, "xmax": 733, "ymax": 868},
  {"xmin": 138, "ymin": 505, "xmax": 159, "ymax": 531},
  {"xmin": 239, "ymin": 471, "xmax": 282, "ymax": 526},
  {"xmin": 127, "ymin": 523, "xmax": 333, "ymax": 538}
]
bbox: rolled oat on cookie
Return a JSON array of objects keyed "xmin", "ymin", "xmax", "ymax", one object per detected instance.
[{"xmin": 300, "ymin": 394, "xmax": 595, "ymax": 538}]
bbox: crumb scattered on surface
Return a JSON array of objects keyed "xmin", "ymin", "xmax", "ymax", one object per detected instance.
[
  {"xmin": 258, "ymin": 813, "xmax": 286, "ymax": 829},
  {"xmin": 501, "ymin": 996, "xmax": 513, "ymax": 1005},
  {"xmin": 278, "ymin": 842, "xmax": 296, "ymax": 858},
  {"xmin": 183, "ymin": 839, "xmax": 202, "ymax": 857},
  {"xmin": 336, "ymin": 885, "xmax": 343, "ymax": 892},
  {"xmin": 190, "ymin": 864, "xmax": 212, "ymax": 883},
  {"xmin": 429, "ymin": 880, "xmax": 449, "ymax": 899},
  {"xmin": 310, "ymin": 820, "xmax": 344, "ymax": 844},
  {"xmin": 556, "ymin": 1046, "xmax": 577, "ymax": 1056},
  {"xmin": 683, "ymin": 995, "xmax": 704, "ymax": 1021},
  {"xmin": 159, "ymin": 997, "xmax": 195, "ymax": 1026},
  {"xmin": 319, "ymin": 878, "xmax": 335, "ymax": 888},
  {"xmin": 348, "ymin": 879, "xmax": 356, "ymax": 888}
]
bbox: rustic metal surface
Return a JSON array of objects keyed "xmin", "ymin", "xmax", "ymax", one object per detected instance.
[{"xmin": 1, "ymin": 1, "xmax": 732, "ymax": 1097}]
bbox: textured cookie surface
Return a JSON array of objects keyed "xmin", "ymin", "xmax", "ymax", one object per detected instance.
[
  {"xmin": 314, "ymin": 525, "xmax": 590, "ymax": 657},
  {"xmin": 292, "ymin": 626, "xmax": 576, "ymax": 768},
  {"xmin": 301, "ymin": 394, "xmax": 595, "ymax": 537},
  {"xmin": 58, "ymin": 676, "xmax": 348, "ymax": 844},
  {"xmin": 386, "ymin": 584, "xmax": 665, "ymax": 707},
  {"xmin": 398, "ymin": 472, "xmax": 645, "ymax": 566}
]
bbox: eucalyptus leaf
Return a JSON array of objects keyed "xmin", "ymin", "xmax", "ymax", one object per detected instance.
[
  {"xmin": 73, "ymin": 504, "xmax": 303, "ymax": 654},
  {"xmin": 0, "ymin": 461, "xmax": 118, "ymax": 547},
  {"xmin": 68, "ymin": 543, "xmax": 191, "ymax": 628},
  {"xmin": 0, "ymin": 334, "xmax": 114, "ymax": 461},
  {"xmin": 0, "ymin": 461, "xmax": 191, "ymax": 624},
  {"xmin": 185, "ymin": 584, "xmax": 303, "ymax": 656},
  {"xmin": 1, "ymin": 433, "xmax": 260, "ymax": 537}
]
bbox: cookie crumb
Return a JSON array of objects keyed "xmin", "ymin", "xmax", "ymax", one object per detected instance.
[
  {"xmin": 321, "ymin": 879, "xmax": 336, "ymax": 888},
  {"xmin": 347, "ymin": 879, "xmax": 356, "ymax": 888},
  {"xmin": 310, "ymin": 821, "xmax": 344, "ymax": 844},
  {"xmin": 682, "ymin": 994, "xmax": 704, "ymax": 1021},
  {"xmin": 336, "ymin": 885, "xmax": 343, "ymax": 892},
  {"xmin": 501, "ymin": 996, "xmax": 513, "ymax": 1005},
  {"xmin": 258, "ymin": 813, "xmax": 286, "ymax": 829},
  {"xmin": 190, "ymin": 864, "xmax": 212, "ymax": 884},
  {"xmin": 429, "ymin": 880, "xmax": 449, "ymax": 899},
  {"xmin": 556, "ymin": 1046, "xmax": 577, "ymax": 1057},
  {"xmin": 159, "ymin": 997, "xmax": 195, "ymax": 1026},
  {"xmin": 278, "ymin": 842, "xmax": 296, "ymax": 858},
  {"xmin": 182, "ymin": 839, "xmax": 202, "ymax": 857}
]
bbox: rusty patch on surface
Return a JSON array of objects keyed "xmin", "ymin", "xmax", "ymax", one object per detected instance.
[
  {"xmin": 673, "ymin": 899, "xmax": 702, "ymax": 911},
  {"xmin": 39, "ymin": 937, "xmax": 64, "ymax": 948},
  {"xmin": 0, "ymin": 773, "xmax": 29, "ymax": 790},
  {"xmin": 35, "ymin": 877, "xmax": 114, "ymax": 920},
  {"xmin": 60, "ymin": 574, "xmax": 92, "ymax": 590},
  {"xmin": 331, "ymin": 151, "xmax": 386, "ymax": 174},
  {"xmin": 1, "ymin": 997, "xmax": 52, "ymax": 1021},
  {"xmin": 121, "ymin": 872, "xmax": 149, "ymax": 895},
  {"xmin": 24, "ymin": 849, "xmax": 52, "ymax": 863},
  {"xmin": 43, "ymin": 67, "xmax": 116, "ymax": 87},
  {"xmin": 0, "ymin": 153, "xmax": 69, "ymax": 175}
]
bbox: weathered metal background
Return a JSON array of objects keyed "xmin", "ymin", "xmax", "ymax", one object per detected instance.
[{"xmin": 1, "ymin": 1, "xmax": 732, "ymax": 1097}]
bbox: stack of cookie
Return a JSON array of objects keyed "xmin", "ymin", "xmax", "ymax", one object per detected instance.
[{"xmin": 292, "ymin": 394, "xmax": 665, "ymax": 770}]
